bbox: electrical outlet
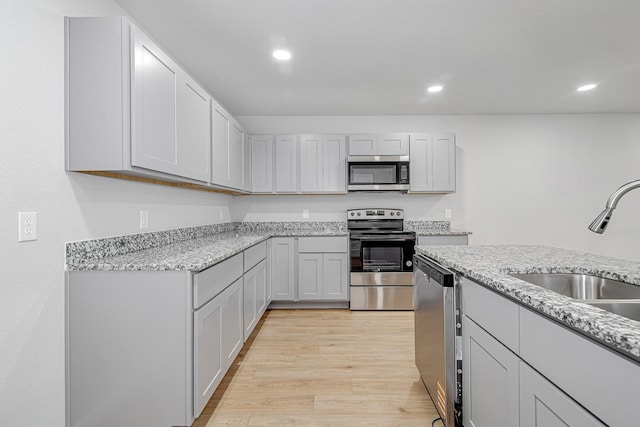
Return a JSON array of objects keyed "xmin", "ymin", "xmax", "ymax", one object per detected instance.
[
  {"xmin": 219, "ymin": 209, "xmax": 224, "ymax": 220},
  {"xmin": 302, "ymin": 209, "xmax": 309, "ymax": 219},
  {"xmin": 444, "ymin": 208, "xmax": 452, "ymax": 219},
  {"xmin": 18, "ymin": 212, "xmax": 38, "ymax": 242},
  {"xmin": 140, "ymin": 210, "xmax": 149, "ymax": 229}
]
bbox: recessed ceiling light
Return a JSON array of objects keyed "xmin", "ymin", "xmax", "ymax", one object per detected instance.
[
  {"xmin": 273, "ymin": 49, "xmax": 292, "ymax": 61},
  {"xmin": 577, "ymin": 83, "xmax": 597, "ymax": 92},
  {"xmin": 427, "ymin": 85, "xmax": 443, "ymax": 93}
]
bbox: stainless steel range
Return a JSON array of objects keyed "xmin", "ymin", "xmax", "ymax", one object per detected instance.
[{"xmin": 348, "ymin": 209, "xmax": 416, "ymax": 310}]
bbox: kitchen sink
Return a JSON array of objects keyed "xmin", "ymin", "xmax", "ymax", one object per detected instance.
[
  {"xmin": 509, "ymin": 273, "xmax": 640, "ymax": 300},
  {"xmin": 510, "ymin": 273, "xmax": 640, "ymax": 322},
  {"xmin": 584, "ymin": 301, "xmax": 640, "ymax": 322}
]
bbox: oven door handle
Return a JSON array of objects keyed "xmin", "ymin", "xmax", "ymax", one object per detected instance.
[{"xmin": 351, "ymin": 236, "xmax": 415, "ymax": 242}]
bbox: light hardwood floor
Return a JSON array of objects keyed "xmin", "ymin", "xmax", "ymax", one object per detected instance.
[{"xmin": 192, "ymin": 309, "xmax": 439, "ymax": 426}]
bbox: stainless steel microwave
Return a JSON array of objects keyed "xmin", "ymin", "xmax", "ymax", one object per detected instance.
[{"xmin": 347, "ymin": 156, "xmax": 410, "ymax": 191}]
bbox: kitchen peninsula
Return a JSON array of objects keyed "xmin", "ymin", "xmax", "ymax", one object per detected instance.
[{"xmin": 416, "ymin": 244, "xmax": 640, "ymax": 426}]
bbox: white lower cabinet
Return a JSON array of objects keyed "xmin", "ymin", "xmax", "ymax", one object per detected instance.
[
  {"xmin": 519, "ymin": 362, "xmax": 604, "ymax": 427},
  {"xmin": 298, "ymin": 253, "xmax": 348, "ymax": 300},
  {"xmin": 462, "ymin": 278, "xmax": 610, "ymax": 427},
  {"xmin": 243, "ymin": 259, "xmax": 267, "ymax": 341},
  {"xmin": 463, "ymin": 315, "xmax": 519, "ymax": 427},
  {"xmin": 270, "ymin": 237, "xmax": 296, "ymax": 301},
  {"xmin": 193, "ymin": 277, "xmax": 243, "ymax": 417},
  {"xmin": 297, "ymin": 237, "xmax": 348, "ymax": 301},
  {"xmin": 67, "ymin": 242, "xmax": 274, "ymax": 426}
]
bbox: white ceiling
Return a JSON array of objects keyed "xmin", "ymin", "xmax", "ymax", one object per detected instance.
[{"xmin": 114, "ymin": 0, "xmax": 640, "ymax": 116}]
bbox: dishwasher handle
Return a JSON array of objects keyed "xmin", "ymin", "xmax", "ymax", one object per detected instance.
[{"xmin": 414, "ymin": 255, "xmax": 455, "ymax": 287}]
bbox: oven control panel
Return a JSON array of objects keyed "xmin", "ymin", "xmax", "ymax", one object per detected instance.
[{"xmin": 347, "ymin": 209, "xmax": 404, "ymax": 219}]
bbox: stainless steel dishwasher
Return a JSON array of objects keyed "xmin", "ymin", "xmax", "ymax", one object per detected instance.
[{"xmin": 414, "ymin": 254, "xmax": 462, "ymax": 427}]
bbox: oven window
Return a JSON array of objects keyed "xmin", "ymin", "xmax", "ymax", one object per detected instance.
[
  {"xmin": 349, "ymin": 164, "xmax": 397, "ymax": 184},
  {"xmin": 362, "ymin": 246, "xmax": 403, "ymax": 271}
]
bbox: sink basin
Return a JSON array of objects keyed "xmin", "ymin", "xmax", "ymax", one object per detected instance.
[
  {"xmin": 585, "ymin": 301, "xmax": 640, "ymax": 322},
  {"xmin": 509, "ymin": 273, "xmax": 640, "ymax": 300}
]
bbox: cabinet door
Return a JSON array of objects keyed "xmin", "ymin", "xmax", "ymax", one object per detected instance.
[
  {"xmin": 131, "ymin": 27, "xmax": 180, "ymax": 175},
  {"xmin": 299, "ymin": 134, "xmax": 323, "ymax": 192},
  {"xmin": 243, "ymin": 266, "xmax": 258, "ymax": 342},
  {"xmin": 193, "ymin": 292, "xmax": 223, "ymax": 417},
  {"xmin": 520, "ymin": 362, "xmax": 604, "ymax": 427},
  {"xmin": 298, "ymin": 254, "xmax": 323, "ymax": 300},
  {"xmin": 254, "ymin": 259, "xmax": 268, "ymax": 317},
  {"xmin": 244, "ymin": 134, "xmax": 252, "ymax": 192},
  {"xmin": 322, "ymin": 135, "xmax": 346, "ymax": 193},
  {"xmin": 229, "ymin": 121, "xmax": 245, "ymax": 190},
  {"xmin": 275, "ymin": 134, "xmax": 298, "ymax": 193},
  {"xmin": 211, "ymin": 100, "xmax": 230, "ymax": 187},
  {"xmin": 177, "ymin": 75, "xmax": 210, "ymax": 182},
  {"xmin": 251, "ymin": 135, "xmax": 273, "ymax": 193},
  {"xmin": 463, "ymin": 316, "xmax": 519, "ymax": 427},
  {"xmin": 266, "ymin": 239, "xmax": 272, "ymax": 303},
  {"xmin": 221, "ymin": 279, "xmax": 243, "ymax": 372},
  {"xmin": 270, "ymin": 238, "xmax": 295, "ymax": 300},
  {"xmin": 378, "ymin": 133, "xmax": 409, "ymax": 155},
  {"xmin": 409, "ymin": 133, "xmax": 433, "ymax": 192},
  {"xmin": 322, "ymin": 253, "xmax": 348, "ymax": 300},
  {"xmin": 348, "ymin": 134, "xmax": 378, "ymax": 155},
  {"xmin": 432, "ymin": 133, "xmax": 456, "ymax": 192}
]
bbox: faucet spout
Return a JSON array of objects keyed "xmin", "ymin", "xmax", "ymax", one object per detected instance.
[{"xmin": 589, "ymin": 179, "xmax": 640, "ymax": 234}]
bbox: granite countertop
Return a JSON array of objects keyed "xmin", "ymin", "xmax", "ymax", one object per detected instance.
[
  {"xmin": 66, "ymin": 220, "xmax": 468, "ymax": 273},
  {"xmin": 67, "ymin": 224, "xmax": 348, "ymax": 272},
  {"xmin": 415, "ymin": 244, "xmax": 640, "ymax": 362}
]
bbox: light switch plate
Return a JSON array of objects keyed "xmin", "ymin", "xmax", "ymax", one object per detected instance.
[{"xmin": 18, "ymin": 212, "xmax": 38, "ymax": 242}]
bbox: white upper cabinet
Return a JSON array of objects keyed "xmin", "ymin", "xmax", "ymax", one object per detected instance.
[
  {"xmin": 348, "ymin": 133, "xmax": 409, "ymax": 156},
  {"xmin": 229, "ymin": 122, "xmax": 245, "ymax": 190},
  {"xmin": 299, "ymin": 134, "xmax": 346, "ymax": 194},
  {"xmin": 378, "ymin": 133, "xmax": 409, "ymax": 155},
  {"xmin": 409, "ymin": 133, "xmax": 456, "ymax": 193},
  {"xmin": 211, "ymin": 100, "xmax": 230, "ymax": 187},
  {"xmin": 211, "ymin": 100, "xmax": 246, "ymax": 191},
  {"xmin": 274, "ymin": 134, "xmax": 298, "ymax": 193},
  {"xmin": 299, "ymin": 134, "xmax": 323, "ymax": 192},
  {"xmin": 250, "ymin": 135, "xmax": 274, "ymax": 193},
  {"xmin": 131, "ymin": 26, "xmax": 181, "ymax": 176},
  {"xmin": 322, "ymin": 135, "xmax": 347, "ymax": 193},
  {"xmin": 348, "ymin": 134, "xmax": 378, "ymax": 156},
  {"xmin": 177, "ymin": 75, "xmax": 210, "ymax": 182},
  {"xmin": 66, "ymin": 17, "xmax": 215, "ymax": 184}
]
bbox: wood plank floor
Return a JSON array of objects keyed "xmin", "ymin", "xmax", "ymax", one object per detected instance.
[{"xmin": 192, "ymin": 309, "xmax": 439, "ymax": 426}]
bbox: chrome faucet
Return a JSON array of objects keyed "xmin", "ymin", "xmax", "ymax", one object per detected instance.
[{"xmin": 589, "ymin": 179, "xmax": 640, "ymax": 233}]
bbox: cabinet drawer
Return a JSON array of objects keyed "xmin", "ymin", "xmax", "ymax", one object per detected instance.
[
  {"xmin": 193, "ymin": 253, "xmax": 243, "ymax": 309},
  {"xmin": 462, "ymin": 277, "xmax": 519, "ymax": 353},
  {"xmin": 520, "ymin": 307, "xmax": 638, "ymax": 427},
  {"xmin": 244, "ymin": 241, "xmax": 267, "ymax": 272},
  {"xmin": 298, "ymin": 236, "xmax": 347, "ymax": 253}
]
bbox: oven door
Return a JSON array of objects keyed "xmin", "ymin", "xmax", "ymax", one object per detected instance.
[{"xmin": 350, "ymin": 235, "xmax": 415, "ymax": 273}]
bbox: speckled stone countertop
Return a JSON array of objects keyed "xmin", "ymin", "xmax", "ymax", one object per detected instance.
[
  {"xmin": 66, "ymin": 220, "xmax": 469, "ymax": 273},
  {"xmin": 404, "ymin": 220, "xmax": 471, "ymax": 236},
  {"xmin": 66, "ymin": 222, "xmax": 348, "ymax": 272},
  {"xmin": 415, "ymin": 245, "xmax": 640, "ymax": 362}
]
